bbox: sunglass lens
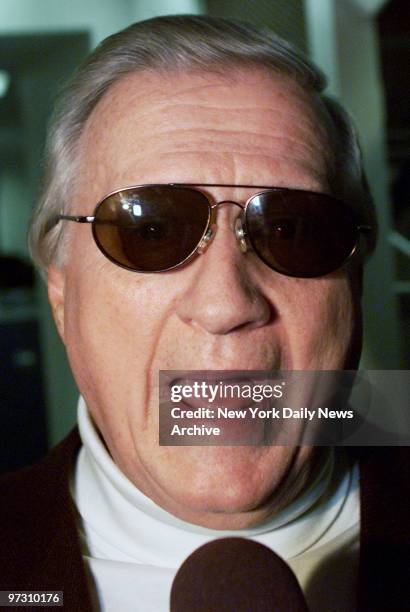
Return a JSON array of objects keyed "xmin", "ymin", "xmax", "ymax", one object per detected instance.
[
  {"xmin": 93, "ymin": 187, "xmax": 210, "ymax": 271},
  {"xmin": 246, "ymin": 191, "xmax": 358, "ymax": 277}
]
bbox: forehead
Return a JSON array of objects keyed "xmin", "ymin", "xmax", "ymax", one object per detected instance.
[{"xmin": 75, "ymin": 67, "xmax": 334, "ymax": 206}]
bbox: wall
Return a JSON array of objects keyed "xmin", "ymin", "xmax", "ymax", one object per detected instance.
[
  {"xmin": 207, "ymin": 0, "xmax": 306, "ymax": 49},
  {"xmin": 0, "ymin": 168, "xmax": 30, "ymax": 258},
  {"xmin": 305, "ymin": 0, "xmax": 401, "ymax": 368}
]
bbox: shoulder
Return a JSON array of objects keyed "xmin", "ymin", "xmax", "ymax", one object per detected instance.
[
  {"xmin": 0, "ymin": 427, "xmax": 81, "ymax": 523},
  {"xmin": 356, "ymin": 446, "xmax": 410, "ymax": 610},
  {"xmin": 0, "ymin": 428, "xmax": 85, "ymax": 590}
]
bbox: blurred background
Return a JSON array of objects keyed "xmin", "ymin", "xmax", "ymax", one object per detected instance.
[{"xmin": 0, "ymin": 0, "xmax": 408, "ymax": 473}]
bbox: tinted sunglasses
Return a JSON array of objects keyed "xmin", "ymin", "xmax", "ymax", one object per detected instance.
[{"xmin": 50, "ymin": 183, "xmax": 372, "ymax": 278}]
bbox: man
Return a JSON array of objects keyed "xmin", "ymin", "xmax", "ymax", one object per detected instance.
[{"xmin": 0, "ymin": 15, "xmax": 408, "ymax": 611}]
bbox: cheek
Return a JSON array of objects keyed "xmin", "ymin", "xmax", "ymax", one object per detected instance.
[
  {"xmin": 61, "ymin": 263, "xmax": 173, "ymax": 415},
  {"xmin": 285, "ymin": 277, "xmax": 355, "ymax": 368}
]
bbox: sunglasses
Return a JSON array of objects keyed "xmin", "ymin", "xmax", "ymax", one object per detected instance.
[{"xmin": 50, "ymin": 183, "xmax": 372, "ymax": 278}]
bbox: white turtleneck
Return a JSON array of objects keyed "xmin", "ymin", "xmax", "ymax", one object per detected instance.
[{"xmin": 73, "ymin": 397, "xmax": 360, "ymax": 611}]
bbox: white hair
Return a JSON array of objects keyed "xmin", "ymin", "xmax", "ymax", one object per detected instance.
[{"xmin": 28, "ymin": 14, "xmax": 376, "ymax": 276}]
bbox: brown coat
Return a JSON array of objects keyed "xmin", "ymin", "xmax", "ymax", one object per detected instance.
[{"xmin": 0, "ymin": 432, "xmax": 409, "ymax": 611}]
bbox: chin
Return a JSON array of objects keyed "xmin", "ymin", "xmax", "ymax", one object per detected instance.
[
  {"xmin": 187, "ymin": 477, "xmax": 273, "ymax": 515},
  {"xmin": 148, "ymin": 445, "xmax": 310, "ymax": 528},
  {"xmin": 169, "ymin": 483, "xmax": 287, "ymax": 531}
]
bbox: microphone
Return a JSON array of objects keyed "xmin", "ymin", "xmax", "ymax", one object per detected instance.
[{"xmin": 170, "ymin": 537, "xmax": 309, "ymax": 611}]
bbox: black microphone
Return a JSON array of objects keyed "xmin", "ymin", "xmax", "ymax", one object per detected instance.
[{"xmin": 170, "ymin": 537, "xmax": 309, "ymax": 611}]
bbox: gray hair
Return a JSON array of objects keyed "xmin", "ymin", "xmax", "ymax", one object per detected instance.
[{"xmin": 28, "ymin": 14, "xmax": 376, "ymax": 276}]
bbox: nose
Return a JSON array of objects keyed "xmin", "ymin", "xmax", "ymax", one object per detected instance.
[{"xmin": 176, "ymin": 209, "xmax": 272, "ymax": 335}]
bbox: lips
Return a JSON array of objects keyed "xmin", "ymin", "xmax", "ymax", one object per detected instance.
[
  {"xmin": 172, "ymin": 375, "xmax": 262, "ymax": 411},
  {"xmin": 164, "ymin": 404, "xmax": 267, "ymax": 445},
  {"xmin": 160, "ymin": 371, "xmax": 283, "ymax": 445}
]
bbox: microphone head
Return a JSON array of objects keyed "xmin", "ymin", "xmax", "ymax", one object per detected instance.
[{"xmin": 170, "ymin": 537, "xmax": 308, "ymax": 611}]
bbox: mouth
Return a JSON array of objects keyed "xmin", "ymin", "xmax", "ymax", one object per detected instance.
[
  {"xmin": 171, "ymin": 373, "xmax": 264, "ymax": 410},
  {"xmin": 160, "ymin": 370, "xmax": 286, "ymax": 445}
]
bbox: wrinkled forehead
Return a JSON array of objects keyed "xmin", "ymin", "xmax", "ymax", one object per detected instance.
[{"xmin": 74, "ymin": 67, "xmax": 335, "ymax": 206}]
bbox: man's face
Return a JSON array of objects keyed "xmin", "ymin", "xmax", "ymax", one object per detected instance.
[{"xmin": 48, "ymin": 68, "xmax": 357, "ymax": 529}]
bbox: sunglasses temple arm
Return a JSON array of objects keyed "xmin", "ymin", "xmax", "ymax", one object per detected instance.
[
  {"xmin": 45, "ymin": 214, "xmax": 95, "ymax": 233},
  {"xmin": 58, "ymin": 215, "xmax": 95, "ymax": 223}
]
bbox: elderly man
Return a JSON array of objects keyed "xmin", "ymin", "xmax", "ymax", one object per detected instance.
[{"xmin": 0, "ymin": 14, "xmax": 408, "ymax": 612}]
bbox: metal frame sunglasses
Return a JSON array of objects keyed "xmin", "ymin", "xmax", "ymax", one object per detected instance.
[{"xmin": 49, "ymin": 183, "xmax": 373, "ymax": 278}]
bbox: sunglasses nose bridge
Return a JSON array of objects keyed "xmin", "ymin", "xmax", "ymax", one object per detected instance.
[
  {"xmin": 212, "ymin": 199, "xmax": 243, "ymax": 210},
  {"xmin": 199, "ymin": 200, "xmax": 247, "ymax": 255}
]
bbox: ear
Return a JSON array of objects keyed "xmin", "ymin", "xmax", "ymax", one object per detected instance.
[{"xmin": 47, "ymin": 265, "xmax": 66, "ymax": 344}]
